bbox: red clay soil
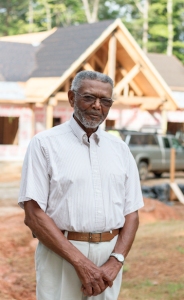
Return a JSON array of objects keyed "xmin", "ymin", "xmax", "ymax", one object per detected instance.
[
  {"xmin": 139, "ymin": 197, "xmax": 181, "ymax": 224},
  {"xmin": 0, "ymin": 199, "xmax": 183, "ymax": 300}
]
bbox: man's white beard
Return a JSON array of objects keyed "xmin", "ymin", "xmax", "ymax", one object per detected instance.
[{"xmin": 74, "ymin": 102, "xmax": 104, "ymax": 129}]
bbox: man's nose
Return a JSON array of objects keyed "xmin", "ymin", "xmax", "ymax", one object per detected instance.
[{"xmin": 92, "ymin": 98, "xmax": 101, "ymax": 110}]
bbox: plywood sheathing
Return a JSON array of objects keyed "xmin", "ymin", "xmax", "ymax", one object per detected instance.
[
  {"xmin": 25, "ymin": 77, "xmax": 60, "ymax": 102},
  {"xmin": 0, "ymin": 28, "xmax": 57, "ymax": 44}
]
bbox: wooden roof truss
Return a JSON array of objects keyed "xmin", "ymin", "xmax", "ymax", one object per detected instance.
[{"xmin": 50, "ymin": 20, "xmax": 177, "ymax": 112}]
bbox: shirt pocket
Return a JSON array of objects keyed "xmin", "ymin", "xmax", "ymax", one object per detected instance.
[{"xmin": 110, "ymin": 174, "xmax": 125, "ymax": 204}]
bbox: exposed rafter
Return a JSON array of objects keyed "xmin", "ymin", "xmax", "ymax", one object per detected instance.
[
  {"xmin": 55, "ymin": 92, "xmax": 68, "ymax": 101},
  {"xmin": 94, "ymin": 55, "xmax": 104, "ymax": 69},
  {"xmin": 113, "ymin": 96, "xmax": 161, "ymax": 105},
  {"xmin": 83, "ymin": 62, "xmax": 94, "ymax": 71},
  {"xmin": 108, "ymin": 34, "xmax": 116, "ymax": 82},
  {"xmin": 113, "ymin": 96, "xmax": 162, "ymax": 110},
  {"xmin": 114, "ymin": 64, "xmax": 141, "ymax": 95},
  {"xmin": 120, "ymin": 68, "xmax": 143, "ymax": 96},
  {"xmin": 103, "ymin": 61, "xmax": 108, "ymax": 75}
]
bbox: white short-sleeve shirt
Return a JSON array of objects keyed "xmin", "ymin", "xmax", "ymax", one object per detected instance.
[{"xmin": 18, "ymin": 116, "xmax": 144, "ymax": 232}]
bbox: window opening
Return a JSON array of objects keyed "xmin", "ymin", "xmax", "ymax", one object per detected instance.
[{"xmin": 0, "ymin": 117, "xmax": 19, "ymax": 145}]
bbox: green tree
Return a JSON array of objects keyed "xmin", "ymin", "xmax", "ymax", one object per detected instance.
[
  {"xmin": 148, "ymin": 0, "xmax": 184, "ymax": 63},
  {"xmin": 0, "ymin": 0, "xmax": 29, "ymax": 36},
  {"xmin": 98, "ymin": 0, "xmax": 184, "ymax": 63},
  {"xmin": 32, "ymin": 0, "xmax": 86, "ymax": 31}
]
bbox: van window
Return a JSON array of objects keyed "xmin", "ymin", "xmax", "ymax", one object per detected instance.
[
  {"xmin": 129, "ymin": 134, "xmax": 158, "ymax": 146},
  {"xmin": 163, "ymin": 137, "xmax": 170, "ymax": 148}
]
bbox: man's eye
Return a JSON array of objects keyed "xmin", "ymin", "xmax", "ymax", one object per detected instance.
[
  {"xmin": 84, "ymin": 96, "xmax": 95, "ymax": 101},
  {"xmin": 101, "ymin": 99, "xmax": 111, "ymax": 105}
]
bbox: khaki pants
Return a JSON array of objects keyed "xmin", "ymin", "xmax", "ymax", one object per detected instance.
[{"xmin": 35, "ymin": 235, "xmax": 123, "ymax": 300}]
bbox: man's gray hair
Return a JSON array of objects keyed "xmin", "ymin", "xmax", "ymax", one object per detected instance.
[{"xmin": 71, "ymin": 71, "xmax": 113, "ymax": 92}]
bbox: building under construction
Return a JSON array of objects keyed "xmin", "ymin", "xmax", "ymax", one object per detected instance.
[{"xmin": 0, "ymin": 19, "xmax": 184, "ymax": 161}]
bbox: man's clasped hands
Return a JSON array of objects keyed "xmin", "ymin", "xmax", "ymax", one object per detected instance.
[{"xmin": 75, "ymin": 255, "xmax": 122, "ymax": 297}]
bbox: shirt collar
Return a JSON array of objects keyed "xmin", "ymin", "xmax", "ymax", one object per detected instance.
[{"xmin": 69, "ymin": 115, "xmax": 101, "ymax": 146}]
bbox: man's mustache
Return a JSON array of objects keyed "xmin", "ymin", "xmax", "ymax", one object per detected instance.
[{"xmin": 85, "ymin": 111, "xmax": 103, "ymax": 117}]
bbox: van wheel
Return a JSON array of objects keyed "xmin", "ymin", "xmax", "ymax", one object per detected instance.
[
  {"xmin": 138, "ymin": 162, "xmax": 148, "ymax": 181},
  {"xmin": 154, "ymin": 172, "xmax": 162, "ymax": 178}
]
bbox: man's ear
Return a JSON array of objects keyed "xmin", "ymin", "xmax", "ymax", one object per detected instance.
[{"xmin": 68, "ymin": 90, "xmax": 75, "ymax": 108}]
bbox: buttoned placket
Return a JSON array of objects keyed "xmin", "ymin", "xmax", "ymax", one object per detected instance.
[{"xmin": 89, "ymin": 134, "xmax": 105, "ymax": 230}]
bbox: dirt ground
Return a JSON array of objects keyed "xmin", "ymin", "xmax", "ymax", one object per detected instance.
[{"xmin": 0, "ymin": 164, "xmax": 184, "ymax": 300}]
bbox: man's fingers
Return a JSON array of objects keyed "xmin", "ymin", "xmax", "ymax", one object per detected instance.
[
  {"xmin": 103, "ymin": 273, "xmax": 113, "ymax": 287},
  {"xmin": 97, "ymin": 277, "xmax": 106, "ymax": 292},
  {"xmin": 83, "ymin": 284, "xmax": 93, "ymax": 297},
  {"xmin": 91, "ymin": 282, "xmax": 101, "ymax": 296},
  {"xmin": 81, "ymin": 284, "xmax": 84, "ymax": 292}
]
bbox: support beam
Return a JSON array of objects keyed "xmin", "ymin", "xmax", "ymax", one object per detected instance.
[
  {"xmin": 140, "ymin": 99, "xmax": 162, "ymax": 110},
  {"xmin": 90, "ymin": 56, "xmax": 95, "ymax": 69},
  {"xmin": 46, "ymin": 105, "xmax": 53, "ymax": 129},
  {"xmin": 170, "ymin": 183, "xmax": 184, "ymax": 204},
  {"xmin": 64, "ymin": 80, "xmax": 70, "ymax": 92},
  {"xmin": 29, "ymin": 103, "xmax": 35, "ymax": 137},
  {"xmin": 120, "ymin": 69, "xmax": 143, "ymax": 96},
  {"xmin": 112, "ymin": 96, "xmax": 162, "ymax": 109},
  {"xmin": 94, "ymin": 55, "xmax": 104, "ymax": 69},
  {"xmin": 55, "ymin": 92, "xmax": 68, "ymax": 101},
  {"xmin": 83, "ymin": 62, "xmax": 94, "ymax": 71},
  {"xmin": 108, "ymin": 34, "xmax": 116, "ymax": 82},
  {"xmin": 103, "ymin": 61, "xmax": 108, "ymax": 75},
  {"xmin": 161, "ymin": 109, "xmax": 167, "ymax": 134},
  {"xmin": 123, "ymin": 84, "xmax": 129, "ymax": 97},
  {"xmin": 114, "ymin": 64, "xmax": 141, "ymax": 95}
]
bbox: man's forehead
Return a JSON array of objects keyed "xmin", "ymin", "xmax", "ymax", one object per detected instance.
[{"xmin": 79, "ymin": 79, "xmax": 112, "ymax": 95}]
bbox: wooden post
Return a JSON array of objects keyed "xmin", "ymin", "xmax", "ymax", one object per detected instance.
[
  {"xmin": 170, "ymin": 148, "xmax": 175, "ymax": 183},
  {"xmin": 108, "ymin": 33, "xmax": 116, "ymax": 82},
  {"xmin": 161, "ymin": 108, "xmax": 167, "ymax": 135},
  {"xmin": 123, "ymin": 84, "xmax": 129, "ymax": 97},
  {"xmin": 64, "ymin": 80, "xmax": 70, "ymax": 92},
  {"xmin": 29, "ymin": 103, "xmax": 35, "ymax": 137},
  {"xmin": 114, "ymin": 64, "xmax": 140, "ymax": 96},
  {"xmin": 170, "ymin": 147, "xmax": 184, "ymax": 204},
  {"xmin": 170, "ymin": 148, "xmax": 175, "ymax": 200},
  {"xmin": 46, "ymin": 105, "xmax": 53, "ymax": 129}
]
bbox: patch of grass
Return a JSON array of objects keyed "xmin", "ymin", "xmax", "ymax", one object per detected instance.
[
  {"xmin": 120, "ymin": 280, "xmax": 184, "ymax": 300},
  {"xmin": 167, "ymin": 282, "xmax": 184, "ymax": 298},
  {"xmin": 123, "ymin": 264, "xmax": 129, "ymax": 273},
  {"xmin": 177, "ymin": 246, "xmax": 184, "ymax": 254},
  {"xmin": 140, "ymin": 279, "xmax": 154, "ymax": 287},
  {"xmin": 142, "ymin": 251, "xmax": 150, "ymax": 256}
]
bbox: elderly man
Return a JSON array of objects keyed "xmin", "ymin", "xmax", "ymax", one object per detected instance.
[{"xmin": 18, "ymin": 70, "xmax": 144, "ymax": 300}]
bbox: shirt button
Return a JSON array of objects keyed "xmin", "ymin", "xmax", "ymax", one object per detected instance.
[
  {"xmin": 98, "ymin": 211, "xmax": 101, "ymax": 214},
  {"xmin": 94, "ymin": 170, "xmax": 98, "ymax": 173},
  {"xmin": 96, "ymin": 190, "xmax": 100, "ymax": 193}
]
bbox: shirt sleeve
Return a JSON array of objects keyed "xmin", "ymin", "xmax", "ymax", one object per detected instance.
[
  {"xmin": 18, "ymin": 136, "xmax": 50, "ymax": 212},
  {"xmin": 123, "ymin": 149, "xmax": 144, "ymax": 216}
]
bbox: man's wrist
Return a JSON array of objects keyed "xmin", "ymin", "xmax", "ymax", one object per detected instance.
[{"xmin": 109, "ymin": 256, "xmax": 123, "ymax": 269}]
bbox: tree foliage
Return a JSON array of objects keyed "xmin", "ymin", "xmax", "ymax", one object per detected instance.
[{"xmin": 0, "ymin": 0, "xmax": 183, "ymax": 63}]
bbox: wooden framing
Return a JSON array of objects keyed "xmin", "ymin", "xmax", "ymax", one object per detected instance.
[
  {"xmin": 2, "ymin": 19, "xmax": 178, "ymax": 113},
  {"xmin": 55, "ymin": 92, "xmax": 68, "ymax": 101},
  {"xmin": 113, "ymin": 96, "xmax": 162, "ymax": 106},
  {"xmin": 83, "ymin": 62, "xmax": 94, "ymax": 71},
  {"xmin": 120, "ymin": 68, "xmax": 143, "ymax": 96},
  {"xmin": 46, "ymin": 105, "xmax": 53, "ymax": 129},
  {"xmin": 108, "ymin": 34, "xmax": 116, "ymax": 82},
  {"xmin": 33, "ymin": 19, "xmax": 178, "ymax": 111},
  {"xmin": 29, "ymin": 103, "xmax": 35, "ymax": 137},
  {"xmin": 94, "ymin": 55, "xmax": 104, "ymax": 69},
  {"xmin": 114, "ymin": 64, "xmax": 141, "ymax": 95}
]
